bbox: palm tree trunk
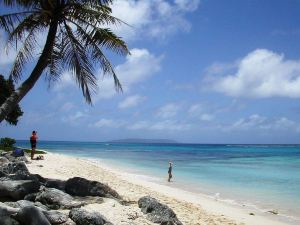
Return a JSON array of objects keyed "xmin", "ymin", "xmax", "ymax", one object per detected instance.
[{"xmin": 0, "ymin": 20, "xmax": 59, "ymax": 123}]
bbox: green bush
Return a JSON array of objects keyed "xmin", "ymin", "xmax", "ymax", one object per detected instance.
[{"xmin": 0, "ymin": 137, "xmax": 16, "ymax": 151}]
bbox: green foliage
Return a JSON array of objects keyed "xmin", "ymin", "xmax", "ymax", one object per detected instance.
[
  {"xmin": 0, "ymin": 75, "xmax": 23, "ymax": 125},
  {"xmin": 23, "ymin": 148, "xmax": 46, "ymax": 154},
  {"xmin": 0, "ymin": 137, "xmax": 16, "ymax": 151}
]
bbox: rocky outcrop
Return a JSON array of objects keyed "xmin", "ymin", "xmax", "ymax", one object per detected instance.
[
  {"xmin": 0, "ymin": 216, "xmax": 20, "ymax": 225},
  {"xmin": 65, "ymin": 177, "xmax": 120, "ymax": 199},
  {"xmin": 69, "ymin": 208, "xmax": 113, "ymax": 225},
  {"xmin": 138, "ymin": 196, "xmax": 182, "ymax": 225},
  {"xmin": 0, "ymin": 180, "xmax": 40, "ymax": 200},
  {"xmin": 15, "ymin": 206, "xmax": 51, "ymax": 225},
  {"xmin": 0, "ymin": 157, "xmax": 9, "ymax": 166},
  {"xmin": 43, "ymin": 210, "xmax": 69, "ymax": 224},
  {"xmin": 44, "ymin": 178, "xmax": 66, "ymax": 191},
  {"xmin": 35, "ymin": 187, "xmax": 84, "ymax": 209},
  {"xmin": 0, "ymin": 162, "xmax": 29, "ymax": 175}
]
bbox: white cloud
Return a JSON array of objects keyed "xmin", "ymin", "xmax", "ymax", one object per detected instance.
[
  {"xmin": 188, "ymin": 104, "xmax": 214, "ymax": 121},
  {"xmin": 200, "ymin": 114, "xmax": 214, "ymax": 121},
  {"xmin": 175, "ymin": 0, "xmax": 200, "ymax": 12},
  {"xmin": 225, "ymin": 114, "xmax": 300, "ymax": 132},
  {"xmin": 60, "ymin": 102, "xmax": 75, "ymax": 112},
  {"xmin": 62, "ymin": 111, "xmax": 87, "ymax": 124},
  {"xmin": 127, "ymin": 120, "xmax": 191, "ymax": 131},
  {"xmin": 52, "ymin": 48, "xmax": 162, "ymax": 100},
  {"xmin": 188, "ymin": 104, "xmax": 204, "ymax": 115},
  {"xmin": 209, "ymin": 49, "xmax": 300, "ymax": 98},
  {"xmin": 53, "ymin": 71, "xmax": 75, "ymax": 91},
  {"xmin": 91, "ymin": 118, "xmax": 127, "ymax": 128},
  {"xmin": 150, "ymin": 120, "xmax": 191, "ymax": 131},
  {"xmin": 111, "ymin": 0, "xmax": 200, "ymax": 41},
  {"xmin": 156, "ymin": 103, "xmax": 180, "ymax": 118},
  {"xmin": 95, "ymin": 48, "xmax": 162, "ymax": 100},
  {"xmin": 127, "ymin": 120, "xmax": 150, "ymax": 130},
  {"xmin": 118, "ymin": 95, "xmax": 146, "ymax": 109}
]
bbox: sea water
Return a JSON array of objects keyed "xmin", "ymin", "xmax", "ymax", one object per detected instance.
[{"xmin": 16, "ymin": 141, "xmax": 300, "ymax": 222}]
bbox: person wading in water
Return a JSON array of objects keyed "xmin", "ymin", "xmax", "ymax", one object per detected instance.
[{"xmin": 168, "ymin": 162, "xmax": 173, "ymax": 182}]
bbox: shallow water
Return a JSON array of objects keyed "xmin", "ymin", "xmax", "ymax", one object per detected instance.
[{"xmin": 17, "ymin": 141, "xmax": 300, "ymax": 221}]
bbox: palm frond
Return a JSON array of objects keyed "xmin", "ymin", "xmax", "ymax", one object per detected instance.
[
  {"xmin": 46, "ymin": 39, "xmax": 63, "ymax": 87},
  {"xmin": 66, "ymin": 3, "xmax": 125, "ymax": 26},
  {"xmin": 2, "ymin": 0, "xmax": 39, "ymax": 8},
  {"xmin": 9, "ymin": 25, "xmax": 39, "ymax": 81},
  {"xmin": 70, "ymin": 20, "xmax": 123, "ymax": 91},
  {"xmin": 0, "ymin": 11, "xmax": 35, "ymax": 33},
  {"xmin": 6, "ymin": 12, "xmax": 44, "ymax": 48},
  {"xmin": 62, "ymin": 22, "xmax": 97, "ymax": 104}
]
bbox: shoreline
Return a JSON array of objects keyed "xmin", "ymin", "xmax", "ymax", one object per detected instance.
[{"xmin": 26, "ymin": 152, "xmax": 295, "ymax": 225}]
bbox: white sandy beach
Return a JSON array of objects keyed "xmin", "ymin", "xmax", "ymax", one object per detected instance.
[{"xmin": 27, "ymin": 152, "xmax": 292, "ymax": 225}]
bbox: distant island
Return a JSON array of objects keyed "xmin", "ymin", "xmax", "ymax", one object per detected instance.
[{"xmin": 108, "ymin": 138, "xmax": 178, "ymax": 144}]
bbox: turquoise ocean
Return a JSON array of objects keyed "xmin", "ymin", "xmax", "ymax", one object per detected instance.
[{"xmin": 16, "ymin": 141, "xmax": 300, "ymax": 222}]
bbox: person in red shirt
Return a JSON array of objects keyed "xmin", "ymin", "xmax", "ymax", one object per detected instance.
[{"xmin": 30, "ymin": 131, "xmax": 38, "ymax": 160}]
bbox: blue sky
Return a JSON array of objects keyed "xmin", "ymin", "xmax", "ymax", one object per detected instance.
[{"xmin": 1, "ymin": 0, "xmax": 300, "ymax": 143}]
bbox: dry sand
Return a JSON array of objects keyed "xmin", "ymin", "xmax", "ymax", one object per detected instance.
[{"xmin": 27, "ymin": 152, "xmax": 291, "ymax": 225}]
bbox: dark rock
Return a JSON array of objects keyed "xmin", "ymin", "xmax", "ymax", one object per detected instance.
[
  {"xmin": 0, "ymin": 180, "xmax": 40, "ymax": 200},
  {"xmin": 35, "ymin": 187, "xmax": 84, "ymax": 209},
  {"xmin": 65, "ymin": 177, "xmax": 120, "ymax": 199},
  {"xmin": 0, "ymin": 216, "xmax": 20, "ymax": 225},
  {"xmin": 60, "ymin": 219, "xmax": 76, "ymax": 225},
  {"xmin": 138, "ymin": 196, "xmax": 182, "ymax": 225},
  {"xmin": 0, "ymin": 202, "xmax": 19, "ymax": 216},
  {"xmin": 7, "ymin": 171, "xmax": 46, "ymax": 183},
  {"xmin": 24, "ymin": 192, "xmax": 38, "ymax": 201},
  {"xmin": 45, "ymin": 178, "xmax": 66, "ymax": 191},
  {"xmin": 0, "ymin": 162, "xmax": 29, "ymax": 176},
  {"xmin": 15, "ymin": 206, "xmax": 51, "ymax": 225},
  {"xmin": 43, "ymin": 210, "xmax": 69, "ymax": 224},
  {"xmin": 69, "ymin": 208, "xmax": 113, "ymax": 225},
  {"xmin": 5, "ymin": 200, "xmax": 49, "ymax": 211},
  {"xmin": 0, "ymin": 157, "xmax": 9, "ymax": 166}
]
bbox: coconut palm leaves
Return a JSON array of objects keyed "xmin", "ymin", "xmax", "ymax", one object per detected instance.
[{"xmin": 0, "ymin": 0, "xmax": 129, "ymax": 107}]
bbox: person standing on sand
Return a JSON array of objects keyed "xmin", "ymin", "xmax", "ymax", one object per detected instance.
[
  {"xmin": 30, "ymin": 131, "xmax": 38, "ymax": 160},
  {"xmin": 168, "ymin": 162, "xmax": 173, "ymax": 182}
]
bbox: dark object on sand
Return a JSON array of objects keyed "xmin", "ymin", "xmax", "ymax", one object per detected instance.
[
  {"xmin": 65, "ymin": 177, "xmax": 121, "ymax": 199},
  {"xmin": 69, "ymin": 208, "xmax": 113, "ymax": 225},
  {"xmin": 138, "ymin": 196, "xmax": 182, "ymax": 225}
]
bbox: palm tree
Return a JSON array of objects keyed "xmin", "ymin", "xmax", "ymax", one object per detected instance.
[{"xmin": 0, "ymin": 0, "xmax": 129, "ymax": 123}]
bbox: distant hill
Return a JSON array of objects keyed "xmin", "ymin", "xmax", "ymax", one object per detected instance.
[{"xmin": 109, "ymin": 138, "xmax": 177, "ymax": 144}]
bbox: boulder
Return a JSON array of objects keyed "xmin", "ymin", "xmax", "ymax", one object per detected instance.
[
  {"xmin": 7, "ymin": 171, "xmax": 46, "ymax": 183},
  {"xmin": 45, "ymin": 178, "xmax": 66, "ymax": 191},
  {"xmin": 0, "ymin": 217, "xmax": 20, "ymax": 225},
  {"xmin": 60, "ymin": 219, "xmax": 76, "ymax": 225},
  {"xmin": 69, "ymin": 208, "xmax": 113, "ymax": 225},
  {"xmin": 0, "ymin": 180, "xmax": 40, "ymax": 200},
  {"xmin": 0, "ymin": 162, "xmax": 29, "ymax": 175},
  {"xmin": 5, "ymin": 200, "xmax": 49, "ymax": 211},
  {"xmin": 65, "ymin": 177, "xmax": 120, "ymax": 199},
  {"xmin": 0, "ymin": 157, "xmax": 9, "ymax": 166},
  {"xmin": 24, "ymin": 192, "xmax": 38, "ymax": 201},
  {"xmin": 0, "ymin": 202, "xmax": 19, "ymax": 216},
  {"xmin": 35, "ymin": 187, "xmax": 84, "ymax": 209},
  {"xmin": 15, "ymin": 206, "xmax": 51, "ymax": 225},
  {"xmin": 43, "ymin": 210, "xmax": 69, "ymax": 224},
  {"xmin": 138, "ymin": 196, "xmax": 182, "ymax": 225}
]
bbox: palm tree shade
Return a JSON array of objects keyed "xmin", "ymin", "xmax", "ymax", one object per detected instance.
[{"xmin": 0, "ymin": 0, "xmax": 129, "ymax": 123}]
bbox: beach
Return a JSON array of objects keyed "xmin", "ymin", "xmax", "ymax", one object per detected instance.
[{"xmin": 26, "ymin": 152, "xmax": 292, "ymax": 225}]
